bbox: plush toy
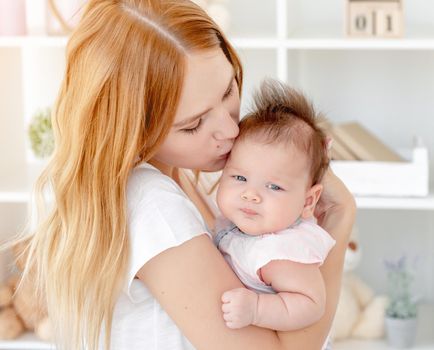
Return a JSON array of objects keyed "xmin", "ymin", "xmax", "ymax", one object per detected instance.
[
  {"xmin": 11, "ymin": 273, "xmax": 53, "ymax": 342},
  {"xmin": 0, "ymin": 246, "xmax": 54, "ymax": 342},
  {"xmin": 13, "ymin": 242, "xmax": 54, "ymax": 342},
  {"xmin": 0, "ymin": 280, "xmax": 25, "ymax": 339},
  {"xmin": 331, "ymin": 228, "xmax": 388, "ymax": 341},
  {"xmin": 191, "ymin": 0, "xmax": 230, "ymax": 32}
]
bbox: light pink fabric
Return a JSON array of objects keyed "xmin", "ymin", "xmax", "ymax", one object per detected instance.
[{"xmin": 216, "ymin": 218, "xmax": 336, "ymax": 294}]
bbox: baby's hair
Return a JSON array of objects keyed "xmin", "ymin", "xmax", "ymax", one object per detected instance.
[{"xmin": 238, "ymin": 79, "xmax": 329, "ymax": 186}]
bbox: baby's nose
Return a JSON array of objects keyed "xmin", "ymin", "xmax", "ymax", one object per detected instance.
[{"xmin": 241, "ymin": 190, "xmax": 261, "ymax": 203}]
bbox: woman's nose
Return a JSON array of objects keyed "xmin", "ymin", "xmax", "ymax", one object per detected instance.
[
  {"xmin": 241, "ymin": 189, "xmax": 261, "ymax": 203},
  {"xmin": 213, "ymin": 109, "xmax": 239, "ymax": 141}
]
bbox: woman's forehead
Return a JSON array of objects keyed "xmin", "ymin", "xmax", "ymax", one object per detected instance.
[{"xmin": 174, "ymin": 49, "xmax": 234, "ymax": 125}]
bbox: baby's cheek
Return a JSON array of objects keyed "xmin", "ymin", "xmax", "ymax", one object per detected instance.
[
  {"xmin": 216, "ymin": 186, "xmax": 230, "ymax": 212},
  {"xmin": 217, "ymin": 187, "xmax": 237, "ymax": 219},
  {"xmin": 265, "ymin": 204, "xmax": 291, "ymax": 232}
]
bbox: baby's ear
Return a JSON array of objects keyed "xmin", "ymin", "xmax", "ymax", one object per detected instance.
[{"xmin": 301, "ymin": 184, "xmax": 323, "ymax": 219}]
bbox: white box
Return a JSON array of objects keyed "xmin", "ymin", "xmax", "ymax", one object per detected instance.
[{"xmin": 331, "ymin": 147, "xmax": 429, "ymax": 197}]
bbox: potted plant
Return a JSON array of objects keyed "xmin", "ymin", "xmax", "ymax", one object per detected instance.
[
  {"xmin": 384, "ymin": 256, "xmax": 419, "ymax": 348},
  {"xmin": 28, "ymin": 108, "xmax": 54, "ymax": 159}
]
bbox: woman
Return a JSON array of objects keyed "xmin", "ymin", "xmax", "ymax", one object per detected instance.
[{"xmin": 13, "ymin": 0, "xmax": 356, "ymax": 349}]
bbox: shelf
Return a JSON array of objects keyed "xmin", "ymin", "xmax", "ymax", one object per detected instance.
[
  {"xmin": 0, "ymin": 332, "xmax": 54, "ymax": 349},
  {"xmin": 0, "ymin": 192, "xmax": 30, "ymax": 203},
  {"xmin": 4, "ymin": 35, "xmax": 434, "ymax": 51},
  {"xmin": 0, "ymin": 167, "xmax": 31, "ymax": 204},
  {"xmin": 333, "ymin": 303, "xmax": 434, "ymax": 350},
  {"xmin": 0, "ymin": 36, "xmax": 67, "ymax": 48},
  {"xmin": 231, "ymin": 37, "xmax": 434, "ymax": 50},
  {"xmin": 0, "ymin": 161, "xmax": 46, "ymax": 204},
  {"xmin": 355, "ymin": 195, "xmax": 434, "ymax": 210}
]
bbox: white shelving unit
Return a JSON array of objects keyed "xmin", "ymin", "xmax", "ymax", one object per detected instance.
[
  {"xmin": 0, "ymin": 333, "xmax": 53, "ymax": 350},
  {"xmin": 1, "ymin": 0, "xmax": 434, "ymax": 349}
]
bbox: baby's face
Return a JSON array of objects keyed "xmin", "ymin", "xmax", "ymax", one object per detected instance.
[{"xmin": 216, "ymin": 137, "xmax": 312, "ymax": 235}]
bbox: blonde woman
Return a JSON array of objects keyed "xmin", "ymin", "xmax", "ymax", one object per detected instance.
[{"xmin": 6, "ymin": 0, "xmax": 356, "ymax": 349}]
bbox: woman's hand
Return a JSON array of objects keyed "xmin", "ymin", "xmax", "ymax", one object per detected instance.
[
  {"xmin": 314, "ymin": 168, "xmax": 356, "ymax": 228},
  {"xmin": 314, "ymin": 137, "xmax": 356, "ymax": 238}
]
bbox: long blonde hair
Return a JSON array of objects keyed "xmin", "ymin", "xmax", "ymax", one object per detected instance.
[{"xmin": 4, "ymin": 1, "xmax": 242, "ymax": 349}]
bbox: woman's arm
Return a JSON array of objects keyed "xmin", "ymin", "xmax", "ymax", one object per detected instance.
[
  {"xmin": 136, "ymin": 234, "xmax": 284, "ymax": 350},
  {"xmin": 137, "ymin": 169, "xmax": 355, "ymax": 350}
]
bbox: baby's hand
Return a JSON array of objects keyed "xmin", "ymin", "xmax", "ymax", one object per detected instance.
[{"xmin": 221, "ymin": 287, "xmax": 258, "ymax": 329}]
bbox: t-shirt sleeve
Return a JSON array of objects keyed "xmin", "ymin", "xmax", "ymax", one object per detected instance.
[
  {"xmin": 125, "ymin": 173, "xmax": 211, "ymax": 303},
  {"xmin": 251, "ymin": 222, "xmax": 336, "ymax": 277}
]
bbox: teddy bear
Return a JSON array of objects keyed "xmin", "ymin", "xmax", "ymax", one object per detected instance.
[
  {"xmin": 331, "ymin": 227, "xmax": 389, "ymax": 341},
  {"xmin": 0, "ymin": 245, "xmax": 53, "ymax": 342},
  {"xmin": 10, "ymin": 272, "xmax": 53, "ymax": 342},
  {"xmin": 191, "ymin": 0, "xmax": 231, "ymax": 32},
  {"xmin": 0, "ymin": 280, "xmax": 24, "ymax": 339}
]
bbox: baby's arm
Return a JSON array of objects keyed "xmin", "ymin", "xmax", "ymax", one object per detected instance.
[
  {"xmin": 222, "ymin": 260, "xmax": 326, "ymax": 331},
  {"xmin": 256, "ymin": 259, "xmax": 326, "ymax": 330}
]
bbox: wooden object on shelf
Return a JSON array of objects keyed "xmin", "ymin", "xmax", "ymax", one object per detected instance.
[
  {"xmin": 346, "ymin": 0, "xmax": 404, "ymax": 38},
  {"xmin": 332, "ymin": 121, "xmax": 404, "ymax": 162},
  {"xmin": 319, "ymin": 119, "xmax": 358, "ymax": 161}
]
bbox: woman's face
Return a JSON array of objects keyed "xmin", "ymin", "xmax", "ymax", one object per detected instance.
[{"xmin": 153, "ymin": 48, "xmax": 240, "ymax": 172}]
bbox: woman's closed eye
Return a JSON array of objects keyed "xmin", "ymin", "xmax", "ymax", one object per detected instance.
[
  {"xmin": 182, "ymin": 118, "xmax": 203, "ymax": 134},
  {"xmin": 223, "ymin": 82, "xmax": 234, "ymax": 100},
  {"xmin": 232, "ymin": 175, "xmax": 246, "ymax": 182},
  {"xmin": 267, "ymin": 183, "xmax": 284, "ymax": 191}
]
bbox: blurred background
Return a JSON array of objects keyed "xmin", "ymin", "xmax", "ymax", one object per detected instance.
[{"xmin": 0, "ymin": 0, "xmax": 433, "ymax": 348}]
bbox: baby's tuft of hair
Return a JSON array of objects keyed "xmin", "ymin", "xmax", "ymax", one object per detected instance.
[{"xmin": 239, "ymin": 79, "xmax": 329, "ymax": 185}]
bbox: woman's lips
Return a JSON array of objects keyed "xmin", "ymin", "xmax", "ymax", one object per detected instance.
[{"xmin": 240, "ymin": 208, "xmax": 258, "ymax": 216}]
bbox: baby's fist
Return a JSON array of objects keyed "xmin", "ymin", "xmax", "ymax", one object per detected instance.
[{"xmin": 221, "ymin": 287, "xmax": 258, "ymax": 329}]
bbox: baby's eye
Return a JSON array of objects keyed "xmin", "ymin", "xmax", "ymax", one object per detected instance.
[
  {"xmin": 232, "ymin": 175, "xmax": 247, "ymax": 182},
  {"xmin": 267, "ymin": 183, "xmax": 284, "ymax": 191}
]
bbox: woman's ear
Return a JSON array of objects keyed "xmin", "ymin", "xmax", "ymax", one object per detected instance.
[{"xmin": 301, "ymin": 184, "xmax": 323, "ymax": 219}]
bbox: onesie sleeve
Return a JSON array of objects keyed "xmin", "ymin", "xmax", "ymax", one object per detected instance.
[
  {"xmin": 250, "ymin": 221, "xmax": 336, "ymax": 277},
  {"xmin": 125, "ymin": 167, "xmax": 211, "ymax": 303}
]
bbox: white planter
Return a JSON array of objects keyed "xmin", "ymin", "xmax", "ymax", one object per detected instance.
[{"xmin": 385, "ymin": 316, "xmax": 418, "ymax": 348}]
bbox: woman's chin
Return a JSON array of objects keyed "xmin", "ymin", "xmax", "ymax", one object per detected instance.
[{"xmin": 200, "ymin": 158, "xmax": 227, "ymax": 172}]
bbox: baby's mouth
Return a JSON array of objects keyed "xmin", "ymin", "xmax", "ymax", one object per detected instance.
[{"xmin": 240, "ymin": 208, "xmax": 258, "ymax": 216}]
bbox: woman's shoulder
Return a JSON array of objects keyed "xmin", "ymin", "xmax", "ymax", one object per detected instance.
[{"xmin": 127, "ymin": 162, "xmax": 183, "ymax": 202}]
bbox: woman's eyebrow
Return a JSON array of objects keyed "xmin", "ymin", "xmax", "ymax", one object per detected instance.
[{"xmin": 173, "ymin": 73, "xmax": 235, "ymax": 128}]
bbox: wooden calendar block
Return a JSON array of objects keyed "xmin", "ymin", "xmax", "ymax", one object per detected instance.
[
  {"xmin": 375, "ymin": 3, "xmax": 404, "ymax": 37},
  {"xmin": 347, "ymin": 2, "xmax": 376, "ymax": 37},
  {"xmin": 346, "ymin": 0, "xmax": 404, "ymax": 38}
]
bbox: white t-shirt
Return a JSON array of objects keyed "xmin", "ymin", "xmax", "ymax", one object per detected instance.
[{"xmin": 101, "ymin": 162, "xmax": 211, "ymax": 350}]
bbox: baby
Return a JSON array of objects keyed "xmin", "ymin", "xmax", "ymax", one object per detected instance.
[{"xmin": 214, "ymin": 79, "xmax": 336, "ymax": 332}]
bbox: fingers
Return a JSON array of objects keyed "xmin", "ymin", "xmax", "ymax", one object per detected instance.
[
  {"xmin": 325, "ymin": 136, "xmax": 333, "ymax": 151},
  {"xmin": 222, "ymin": 311, "xmax": 232, "ymax": 322},
  {"xmin": 221, "ymin": 287, "xmax": 243, "ymax": 303},
  {"xmin": 225, "ymin": 321, "xmax": 238, "ymax": 329},
  {"xmin": 221, "ymin": 290, "xmax": 232, "ymax": 303},
  {"xmin": 222, "ymin": 302, "xmax": 231, "ymax": 313}
]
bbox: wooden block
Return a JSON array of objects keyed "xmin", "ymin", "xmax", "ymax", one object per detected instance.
[
  {"xmin": 346, "ymin": 0, "xmax": 404, "ymax": 38},
  {"xmin": 375, "ymin": 2, "xmax": 404, "ymax": 37},
  {"xmin": 347, "ymin": 2, "xmax": 376, "ymax": 37}
]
